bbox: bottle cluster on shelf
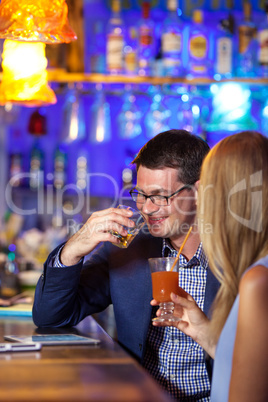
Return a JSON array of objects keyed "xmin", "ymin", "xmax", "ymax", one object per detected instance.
[
  {"xmin": 88, "ymin": 0, "xmax": 268, "ymax": 79},
  {"xmin": 6, "ymin": 83, "xmax": 204, "ymax": 194},
  {"xmin": 6, "ymin": 80, "xmax": 268, "ymax": 198}
]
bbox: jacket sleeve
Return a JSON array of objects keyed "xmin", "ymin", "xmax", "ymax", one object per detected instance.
[{"xmin": 32, "ymin": 243, "xmax": 112, "ymax": 328}]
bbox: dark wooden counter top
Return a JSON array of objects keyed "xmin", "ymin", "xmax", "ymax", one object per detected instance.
[{"xmin": 0, "ymin": 316, "xmax": 171, "ymax": 401}]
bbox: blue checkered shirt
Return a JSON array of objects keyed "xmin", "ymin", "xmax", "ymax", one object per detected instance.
[
  {"xmin": 142, "ymin": 240, "xmax": 210, "ymax": 401},
  {"xmin": 54, "ymin": 241, "xmax": 210, "ymax": 401}
]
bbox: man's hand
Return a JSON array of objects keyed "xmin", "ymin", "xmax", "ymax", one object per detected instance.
[{"xmin": 60, "ymin": 207, "xmax": 135, "ymax": 266}]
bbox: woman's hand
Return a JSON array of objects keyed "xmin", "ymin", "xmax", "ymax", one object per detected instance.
[{"xmin": 151, "ymin": 291, "xmax": 215, "ymax": 358}]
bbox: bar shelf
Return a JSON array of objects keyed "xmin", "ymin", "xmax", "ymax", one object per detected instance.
[{"xmin": 46, "ymin": 70, "xmax": 268, "ymax": 86}]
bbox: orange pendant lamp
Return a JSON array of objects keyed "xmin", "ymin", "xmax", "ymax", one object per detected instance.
[
  {"xmin": 0, "ymin": 0, "xmax": 77, "ymax": 43},
  {"xmin": 0, "ymin": 40, "xmax": 57, "ymax": 106}
]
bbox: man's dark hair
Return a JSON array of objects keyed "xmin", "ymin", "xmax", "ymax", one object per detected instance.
[{"xmin": 132, "ymin": 129, "xmax": 210, "ymax": 184}]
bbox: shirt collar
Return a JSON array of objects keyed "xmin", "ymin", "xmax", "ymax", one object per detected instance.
[{"xmin": 162, "ymin": 238, "xmax": 208, "ymax": 270}]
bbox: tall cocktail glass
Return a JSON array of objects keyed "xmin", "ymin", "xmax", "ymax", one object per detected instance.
[{"xmin": 149, "ymin": 257, "xmax": 181, "ymax": 322}]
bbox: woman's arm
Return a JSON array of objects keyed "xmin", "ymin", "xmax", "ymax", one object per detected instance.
[{"xmin": 229, "ymin": 265, "xmax": 268, "ymax": 402}]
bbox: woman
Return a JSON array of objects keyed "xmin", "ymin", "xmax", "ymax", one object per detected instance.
[{"xmin": 152, "ymin": 131, "xmax": 268, "ymax": 402}]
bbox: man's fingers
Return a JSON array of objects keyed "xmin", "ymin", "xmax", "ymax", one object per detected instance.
[{"xmin": 89, "ymin": 210, "xmax": 135, "ymax": 233}]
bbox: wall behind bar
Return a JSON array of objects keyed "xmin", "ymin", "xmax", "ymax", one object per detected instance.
[{"xmin": 1, "ymin": 0, "xmax": 268, "ymax": 232}]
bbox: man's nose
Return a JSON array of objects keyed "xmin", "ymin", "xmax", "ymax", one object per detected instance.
[{"xmin": 141, "ymin": 198, "xmax": 160, "ymax": 215}]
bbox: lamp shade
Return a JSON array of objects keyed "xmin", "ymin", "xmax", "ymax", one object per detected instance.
[
  {"xmin": 0, "ymin": 0, "xmax": 77, "ymax": 43},
  {"xmin": 0, "ymin": 40, "xmax": 57, "ymax": 106}
]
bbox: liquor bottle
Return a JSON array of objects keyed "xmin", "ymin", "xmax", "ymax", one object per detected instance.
[
  {"xmin": 124, "ymin": 26, "xmax": 138, "ymax": 75},
  {"xmin": 9, "ymin": 153, "xmax": 23, "ymax": 187},
  {"xmin": 29, "ymin": 141, "xmax": 44, "ymax": 190},
  {"xmin": 53, "ymin": 147, "xmax": 66, "ymax": 190},
  {"xmin": 8, "ymin": 128, "xmax": 25, "ymax": 187},
  {"xmin": 154, "ymin": 37, "xmax": 163, "ymax": 76},
  {"xmin": 258, "ymin": 1, "xmax": 268, "ymax": 77},
  {"xmin": 161, "ymin": 0, "xmax": 185, "ymax": 77},
  {"xmin": 214, "ymin": 14, "xmax": 235, "ymax": 78},
  {"xmin": 76, "ymin": 150, "xmax": 89, "ymax": 191},
  {"xmin": 237, "ymin": 1, "xmax": 257, "ymax": 77},
  {"xmin": 0, "ymin": 255, "xmax": 20, "ymax": 298},
  {"xmin": 186, "ymin": 9, "xmax": 212, "ymax": 77},
  {"xmin": 137, "ymin": 1, "xmax": 155, "ymax": 76},
  {"xmin": 122, "ymin": 167, "xmax": 134, "ymax": 189},
  {"xmin": 90, "ymin": 20, "xmax": 106, "ymax": 73},
  {"xmin": 106, "ymin": 0, "xmax": 125, "ymax": 74}
]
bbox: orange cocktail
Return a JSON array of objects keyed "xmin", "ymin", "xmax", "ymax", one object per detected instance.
[
  {"xmin": 151, "ymin": 271, "xmax": 179, "ymax": 302},
  {"xmin": 149, "ymin": 257, "xmax": 181, "ymax": 322}
]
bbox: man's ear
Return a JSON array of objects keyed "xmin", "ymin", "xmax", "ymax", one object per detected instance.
[{"xmin": 194, "ymin": 180, "xmax": 200, "ymax": 205}]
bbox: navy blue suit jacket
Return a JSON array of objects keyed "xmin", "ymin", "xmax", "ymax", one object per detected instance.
[{"xmin": 33, "ymin": 231, "xmax": 219, "ymax": 363}]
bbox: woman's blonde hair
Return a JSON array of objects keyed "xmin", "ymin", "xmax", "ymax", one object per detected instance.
[{"xmin": 198, "ymin": 131, "xmax": 268, "ymax": 342}]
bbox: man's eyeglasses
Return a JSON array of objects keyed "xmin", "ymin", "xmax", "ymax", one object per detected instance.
[{"xmin": 129, "ymin": 184, "xmax": 192, "ymax": 206}]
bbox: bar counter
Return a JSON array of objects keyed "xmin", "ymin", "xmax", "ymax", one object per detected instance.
[{"xmin": 0, "ymin": 315, "xmax": 171, "ymax": 401}]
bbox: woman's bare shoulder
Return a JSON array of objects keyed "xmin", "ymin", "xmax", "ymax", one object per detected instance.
[
  {"xmin": 241, "ymin": 264, "xmax": 268, "ymax": 288},
  {"xmin": 240, "ymin": 264, "xmax": 268, "ymax": 306}
]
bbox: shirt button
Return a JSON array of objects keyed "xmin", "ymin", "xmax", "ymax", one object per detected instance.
[
  {"xmin": 174, "ymin": 339, "xmax": 180, "ymax": 344},
  {"xmin": 170, "ymin": 374, "xmax": 176, "ymax": 380}
]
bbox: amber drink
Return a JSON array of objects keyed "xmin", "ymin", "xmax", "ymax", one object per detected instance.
[
  {"xmin": 110, "ymin": 232, "xmax": 136, "ymax": 248},
  {"xmin": 151, "ymin": 271, "xmax": 179, "ymax": 302},
  {"xmin": 149, "ymin": 257, "xmax": 181, "ymax": 322},
  {"xmin": 110, "ymin": 205, "xmax": 145, "ymax": 248}
]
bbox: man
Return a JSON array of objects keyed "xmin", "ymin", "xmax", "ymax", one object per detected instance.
[{"xmin": 33, "ymin": 129, "xmax": 219, "ymax": 401}]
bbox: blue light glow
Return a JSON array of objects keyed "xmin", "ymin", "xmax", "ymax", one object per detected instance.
[
  {"xmin": 181, "ymin": 94, "xmax": 189, "ymax": 102},
  {"xmin": 263, "ymin": 105, "xmax": 268, "ymax": 117},
  {"xmin": 8, "ymin": 243, "xmax": 16, "ymax": 252},
  {"xmin": 212, "ymin": 83, "xmax": 250, "ymax": 112},
  {"xmin": 210, "ymin": 84, "xmax": 218, "ymax": 95},
  {"xmin": 213, "ymin": 74, "xmax": 221, "ymax": 81},
  {"xmin": 192, "ymin": 105, "xmax": 200, "ymax": 116},
  {"xmin": 8, "ymin": 252, "xmax": 16, "ymax": 261},
  {"xmin": 153, "ymin": 94, "xmax": 162, "ymax": 103}
]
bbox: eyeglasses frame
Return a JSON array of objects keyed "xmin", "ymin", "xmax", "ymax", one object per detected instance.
[{"xmin": 129, "ymin": 184, "xmax": 192, "ymax": 206}]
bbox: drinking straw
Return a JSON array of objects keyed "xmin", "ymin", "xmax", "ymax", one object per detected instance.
[{"xmin": 170, "ymin": 226, "xmax": 193, "ymax": 271}]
